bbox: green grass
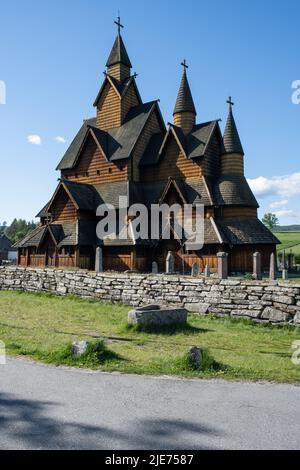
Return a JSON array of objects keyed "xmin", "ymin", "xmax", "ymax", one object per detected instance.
[
  {"xmin": 0, "ymin": 291, "xmax": 300, "ymax": 383},
  {"xmin": 276, "ymin": 231, "xmax": 300, "ymax": 255}
]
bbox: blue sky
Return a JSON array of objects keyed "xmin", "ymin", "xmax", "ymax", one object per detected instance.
[{"xmin": 0, "ymin": 0, "xmax": 299, "ymax": 225}]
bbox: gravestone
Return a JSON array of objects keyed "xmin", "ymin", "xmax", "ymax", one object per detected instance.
[
  {"xmin": 282, "ymin": 269, "xmax": 289, "ymax": 281},
  {"xmin": 95, "ymin": 246, "xmax": 103, "ymax": 273},
  {"xmin": 288, "ymin": 252, "xmax": 294, "ymax": 271},
  {"xmin": 128, "ymin": 306, "xmax": 188, "ymax": 327},
  {"xmin": 191, "ymin": 263, "xmax": 199, "ymax": 277},
  {"xmin": 152, "ymin": 261, "xmax": 158, "ymax": 274},
  {"xmin": 253, "ymin": 252, "xmax": 262, "ymax": 280},
  {"xmin": 204, "ymin": 264, "xmax": 211, "ymax": 278},
  {"xmin": 166, "ymin": 251, "xmax": 175, "ymax": 274},
  {"xmin": 269, "ymin": 253, "xmax": 277, "ymax": 281},
  {"xmin": 282, "ymin": 251, "xmax": 286, "ymax": 269},
  {"xmin": 188, "ymin": 346, "xmax": 203, "ymax": 370},
  {"xmin": 217, "ymin": 252, "xmax": 228, "ymax": 280},
  {"xmin": 72, "ymin": 341, "xmax": 89, "ymax": 357}
]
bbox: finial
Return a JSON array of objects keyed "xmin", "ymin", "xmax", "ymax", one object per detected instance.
[
  {"xmin": 181, "ymin": 59, "xmax": 189, "ymax": 72},
  {"xmin": 114, "ymin": 14, "xmax": 124, "ymax": 35},
  {"xmin": 227, "ymin": 96, "xmax": 234, "ymax": 110}
]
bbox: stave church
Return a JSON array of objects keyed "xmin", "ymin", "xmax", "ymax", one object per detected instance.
[{"xmin": 16, "ymin": 19, "xmax": 279, "ymax": 274}]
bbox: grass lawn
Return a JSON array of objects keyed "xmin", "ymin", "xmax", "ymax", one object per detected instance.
[
  {"xmin": 0, "ymin": 291, "xmax": 299, "ymax": 384},
  {"xmin": 276, "ymin": 231, "xmax": 300, "ymax": 255}
]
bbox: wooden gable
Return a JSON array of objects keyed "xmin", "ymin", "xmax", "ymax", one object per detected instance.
[
  {"xmin": 142, "ymin": 131, "xmax": 201, "ymax": 183},
  {"xmin": 96, "ymin": 77, "xmax": 141, "ymax": 131},
  {"xmin": 96, "ymin": 80, "xmax": 121, "ymax": 130},
  {"xmin": 121, "ymin": 81, "xmax": 141, "ymax": 122},
  {"xmin": 63, "ymin": 133, "xmax": 130, "ymax": 184},
  {"xmin": 48, "ymin": 185, "xmax": 77, "ymax": 223}
]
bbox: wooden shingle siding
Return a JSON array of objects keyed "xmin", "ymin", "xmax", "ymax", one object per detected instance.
[
  {"xmin": 222, "ymin": 207, "xmax": 258, "ymax": 219},
  {"xmin": 174, "ymin": 112, "xmax": 195, "ymax": 135},
  {"xmin": 142, "ymin": 135, "xmax": 201, "ymax": 182},
  {"xmin": 221, "ymin": 154, "xmax": 244, "ymax": 175},
  {"xmin": 96, "ymin": 82, "xmax": 121, "ymax": 130},
  {"xmin": 63, "ymin": 135, "xmax": 130, "ymax": 184},
  {"xmin": 50, "ymin": 187, "xmax": 77, "ymax": 222},
  {"xmin": 108, "ymin": 64, "xmax": 130, "ymax": 82}
]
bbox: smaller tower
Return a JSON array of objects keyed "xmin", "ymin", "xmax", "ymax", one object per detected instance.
[
  {"xmin": 106, "ymin": 16, "xmax": 132, "ymax": 82},
  {"xmin": 221, "ymin": 97, "xmax": 245, "ymax": 175},
  {"xmin": 173, "ymin": 60, "xmax": 196, "ymax": 135}
]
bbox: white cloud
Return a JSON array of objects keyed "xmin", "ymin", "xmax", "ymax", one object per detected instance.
[
  {"xmin": 55, "ymin": 136, "xmax": 66, "ymax": 144},
  {"xmin": 274, "ymin": 209, "xmax": 299, "ymax": 218},
  {"xmin": 27, "ymin": 135, "xmax": 42, "ymax": 145},
  {"xmin": 269, "ymin": 199, "xmax": 289, "ymax": 209},
  {"xmin": 248, "ymin": 172, "xmax": 300, "ymax": 198}
]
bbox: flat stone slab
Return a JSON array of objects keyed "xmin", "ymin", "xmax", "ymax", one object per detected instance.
[{"xmin": 128, "ymin": 307, "xmax": 188, "ymax": 326}]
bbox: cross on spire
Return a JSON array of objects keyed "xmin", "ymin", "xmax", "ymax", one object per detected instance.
[
  {"xmin": 181, "ymin": 59, "xmax": 189, "ymax": 72},
  {"xmin": 114, "ymin": 15, "xmax": 124, "ymax": 35},
  {"xmin": 227, "ymin": 96, "xmax": 234, "ymax": 109}
]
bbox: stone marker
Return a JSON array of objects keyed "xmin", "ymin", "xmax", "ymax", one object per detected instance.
[
  {"xmin": 128, "ymin": 306, "xmax": 188, "ymax": 327},
  {"xmin": 253, "ymin": 252, "xmax": 262, "ymax": 280},
  {"xmin": 152, "ymin": 261, "xmax": 158, "ymax": 274},
  {"xmin": 166, "ymin": 251, "xmax": 175, "ymax": 274},
  {"xmin": 269, "ymin": 253, "xmax": 277, "ymax": 281},
  {"xmin": 282, "ymin": 269, "xmax": 289, "ymax": 281},
  {"xmin": 217, "ymin": 252, "xmax": 228, "ymax": 280},
  {"xmin": 288, "ymin": 252, "xmax": 294, "ymax": 271},
  {"xmin": 191, "ymin": 263, "xmax": 199, "ymax": 277},
  {"xmin": 282, "ymin": 250, "xmax": 286, "ymax": 270},
  {"xmin": 188, "ymin": 346, "xmax": 203, "ymax": 370},
  {"xmin": 95, "ymin": 246, "xmax": 103, "ymax": 273},
  {"xmin": 72, "ymin": 341, "xmax": 89, "ymax": 357},
  {"xmin": 204, "ymin": 264, "xmax": 211, "ymax": 278}
]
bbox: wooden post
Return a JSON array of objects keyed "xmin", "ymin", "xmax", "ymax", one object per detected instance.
[
  {"xmin": 25, "ymin": 248, "xmax": 30, "ymax": 267},
  {"xmin": 75, "ymin": 248, "xmax": 80, "ymax": 269},
  {"xmin": 131, "ymin": 247, "xmax": 136, "ymax": 271}
]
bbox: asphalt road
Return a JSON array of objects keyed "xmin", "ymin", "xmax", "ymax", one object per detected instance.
[{"xmin": 0, "ymin": 358, "xmax": 299, "ymax": 450}]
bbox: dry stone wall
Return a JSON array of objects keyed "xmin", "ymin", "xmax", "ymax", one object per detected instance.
[{"xmin": 0, "ymin": 267, "xmax": 300, "ymax": 325}]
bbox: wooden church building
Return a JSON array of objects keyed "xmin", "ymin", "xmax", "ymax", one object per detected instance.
[{"xmin": 16, "ymin": 19, "xmax": 279, "ymax": 274}]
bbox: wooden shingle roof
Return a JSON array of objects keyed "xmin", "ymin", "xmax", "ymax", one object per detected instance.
[
  {"xmin": 106, "ymin": 33, "xmax": 132, "ymax": 68},
  {"xmin": 217, "ymin": 219, "xmax": 280, "ymax": 245},
  {"xmin": 57, "ymin": 101, "xmax": 162, "ymax": 171},
  {"xmin": 173, "ymin": 69, "xmax": 196, "ymax": 115},
  {"xmin": 214, "ymin": 175, "xmax": 259, "ymax": 208},
  {"xmin": 223, "ymin": 106, "xmax": 244, "ymax": 155}
]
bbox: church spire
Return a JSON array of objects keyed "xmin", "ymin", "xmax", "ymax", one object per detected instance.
[
  {"xmin": 223, "ymin": 97, "xmax": 244, "ymax": 155},
  {"xmin": 173, "ymin": 61, "xmax": 196, "ymax": 135},
  {"xmin": 221, "ymin": 97, "xmax": 245, "ymax": 176},
  {"xmin": 106, "ymin": 16, "xmax": 132, "ymax": 81}
]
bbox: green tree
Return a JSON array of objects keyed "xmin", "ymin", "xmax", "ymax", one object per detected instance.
[
  {"xmin": 5, "ymin": 219, "xmax": 37, "ymax": 244},
  {"xmin": 262, "ymin": 213, "xmax": 279, "ymax": 231}
]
